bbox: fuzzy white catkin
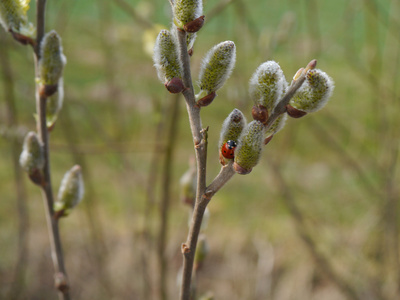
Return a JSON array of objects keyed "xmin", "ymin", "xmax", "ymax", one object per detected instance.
[
  {"xmin": 19, "ymin": 131, "xmax": 44, "ymax": 173},
  {"xmin": 249, "ymin": 61, "xmax": 287, "ymax": 112},
  {"xmin": 218, "ymin": 108, "xmax": 246, "ymax": 148},
  {"xmin": 55, "ymin": 165, "xmax": 84, "ymax": 213},
  {"xmin": 39, "ymin": 30, "xmax": 66, "ymax": 86},
  {"xmin": 234, "ymin": 120, "xmax": 265, "ymax": 174},
  {"xmin": 0, "ymin": 0, "xmax": 35, "ymax": 37},
  {"xmin": 153, "ymin": 29, "xmax": 182, "ymax": 83},
  {"xmin": 289, "ymin": 69, "xmax": 334, "ymax": 113},
  {"xmin": 173, "ymin": 0, "xmax": 203, "ymax": 27},
  {"xmin": 197, "ymin": 41, "xmax": 236, "ymax": 98}
]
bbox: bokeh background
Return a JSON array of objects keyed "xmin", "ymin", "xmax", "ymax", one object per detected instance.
[{"xmin": 1, "ymin": 0, "xmax": 399, "ymax": 299}]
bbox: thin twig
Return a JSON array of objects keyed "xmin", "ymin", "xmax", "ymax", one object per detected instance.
[{"xmin": 34, "ymin": 1, "xmax": 70, "ymax": 299}]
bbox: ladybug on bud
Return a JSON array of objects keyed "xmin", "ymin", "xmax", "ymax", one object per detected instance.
[{"xmin": 221, "ymin": 140, "xmax": 237, "ymax": 159}]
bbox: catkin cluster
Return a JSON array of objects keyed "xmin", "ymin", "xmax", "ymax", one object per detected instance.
[{"xmin": 153, "ymin": 1, "xmax": 335, "ymax": 175}]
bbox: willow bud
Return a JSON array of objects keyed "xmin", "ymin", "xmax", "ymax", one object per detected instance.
[
  {"xmin": 173, "ymin": 0, "xmax": 203, "ymax": 32},
  {"xmin": 153, "ymin": 29, "xmax": 184, "ymax": 93},
  {"xmin": 196, "ymin": 41, "xmax": 236, "ymax": 105},
  {"xmin": 38, "ymin": 31, "xmax": 66, "ymax": 97},
  {"xmin": 233, "ymin": 121, "xmax": 265, "ymax": 175},
  {"xmin": 218, "ymin": 109, "xmax": 246, "ymax": 165},
  {"xmin": 46, "ymin": 78, "xmax": 64, "ymax": 130},
  {"xmin": 19, "ymin": 131, "xmax": 45, "ymax": 184},
  {"xmin": 0, "ymin": 0, "xmax": 35, "ymax": 44},
  {"xmin": 249, "ymin": 61, "xmax": 287, "ymax": 124},
  {"xmin": 54, "ymin": 165, "xmax": 84, "ymax": 218},
  {"xmin": 288, "ymin": 69, "xmax": 334, "ymax": 114}
]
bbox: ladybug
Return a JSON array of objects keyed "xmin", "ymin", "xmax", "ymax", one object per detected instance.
[{"xmin": 221, "ymin": 140, "xmax": 237, "ymax": 159}]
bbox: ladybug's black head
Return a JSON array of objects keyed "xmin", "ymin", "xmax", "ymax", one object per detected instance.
[{"xmin": 226, "ymin": 140, "xmax": 237, "ymax": 149}]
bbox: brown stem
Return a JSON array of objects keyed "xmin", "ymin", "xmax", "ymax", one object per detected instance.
[
  {"xmin": 34, "ymin": 1, "xmax": 70, "ymax": 299},
  {"xmin": 176, "ymin": 29, "xmax": 209, "ymax": 300}
]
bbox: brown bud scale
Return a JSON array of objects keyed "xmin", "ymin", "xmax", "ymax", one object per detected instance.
[
  {"xmin": 10, "ymin": 30, "xmax": 35, "ymax": 46},
  {"xmin": 28, "ymin": 168, "xmax": 45, "ymax": 186},
  {"xmin": 184, "ymin": 16, "xmax": 205, "ymax": 33},
  {"xmin": 286, "ymin": 104, "xmax": 307, "ymax": 118},
  {"xmin": 39, "ymin": 84, "xmax": 58, "ymax": 98},
  {"xmin": 251, "ymin": 105, "xmax": 269, "ymax": 125},
  {"xmin": 233, "ymin": 162, "xmax": 252, "ymax": 175},
  {"xmin": 165, "ymin": 77, "xmax": 185, "ymax": 94},
  {"xmin": 196, "ymin": 91, "xmax": 216, "ymax": 107},
  {"xmin": 264, "ymin": 135, "xmax": 274, "ymax": 145}
]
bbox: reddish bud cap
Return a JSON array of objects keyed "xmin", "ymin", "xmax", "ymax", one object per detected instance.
[
  {"xmin": 184, "ymin": 16, "xmax": 205, "ymax": 33},
  {"xmin": 196, "ymin": 91, "xmax": 216, "ymax": 107},
  {"xmin": 251, "ymin": 104, "xmax": 269, "ymax": 125},
  {"xmin": 264, "ymin": 135, "xmax": 274, "ymax": 145},
  {"xmin": 165, "ymin": 77, "xmax": 185, "ymax": 94},
  {"xmin": 28, "ymin": 168, "xmax": 45, "ymax": 186},
  {"xmin": 286, "ymin": 104, "xmax": 307, "ymax": 118},
  {"xmin": 10, "ymin": 30, "xmax": 35, "ymax": 46},
  {"xmin": 39, "ymin": 84, "xmax": 58, "ymax": 98},
  {"xmin": 233, "ymin": 162, "xmax": 252, "ymax": 175}
]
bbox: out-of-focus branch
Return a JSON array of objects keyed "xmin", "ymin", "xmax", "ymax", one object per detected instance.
[
  {"xmin": 112, "ymin": 0, "xmax": 154, "ymax": 29},
  {"xmin": 157, "ymin": 93, "xmax": 181, "ymax": 300},
  {"xmin": 0, "ymin": 30, "xmax": 29, "ymax": 300},
  {"xmin": 269, "ymin": 160, "xmax": 360, "ymax": 300}
]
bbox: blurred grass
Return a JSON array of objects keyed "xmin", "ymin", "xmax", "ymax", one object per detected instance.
[{"xmin": 1, "ymin": 0, "xmax": 399, "ymax": 299}]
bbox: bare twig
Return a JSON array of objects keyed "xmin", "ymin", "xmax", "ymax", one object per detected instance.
[{"xmin": 34, "ymin": 1, "xmax": 70, "ymax": 299}]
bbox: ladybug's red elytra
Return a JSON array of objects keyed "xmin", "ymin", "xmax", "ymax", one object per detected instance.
[{"xmin": 221, "ymin": 140, "xmax": 237, "ymax": 159}]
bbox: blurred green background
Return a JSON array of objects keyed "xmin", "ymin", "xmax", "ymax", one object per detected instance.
[{"xmin": 1, "ymin": 0, "xmax": 399, "ymax": 299}]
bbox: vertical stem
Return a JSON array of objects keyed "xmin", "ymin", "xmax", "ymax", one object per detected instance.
[
  {"xmin": 34, "ymin": 1, "xmax": 70, "ymax": 299},
  {"xmin": 157, "ymin": 94, "xmax": 181, "ymax": 300},
  {"xmin": 176, "ymin": 29, "xmax": 208, "ymax": 300}
]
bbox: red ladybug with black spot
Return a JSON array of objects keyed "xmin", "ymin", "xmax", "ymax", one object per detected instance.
[{"xmin": 221, "ymin": 140, "xmax": 237, "ymax": 159}]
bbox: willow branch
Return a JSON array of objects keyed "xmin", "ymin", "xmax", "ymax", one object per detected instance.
[
  {"xmin": 34, "ymin": 1, "xmax": 70, "ymax": 299},
  {"xmin": 176, "ymin": 29, "xmax": 209, "ymax": 300}
]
